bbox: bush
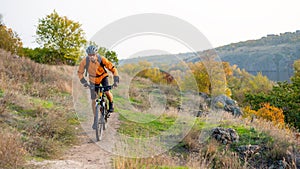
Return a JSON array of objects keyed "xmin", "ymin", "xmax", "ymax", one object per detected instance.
[
  {"xmin": 242, "ymin": 103, "xmax": 285, "ymax": 127},
  {"xmin": 256, "ymin": 103, "xmax": 285, "ymax": 127},
  {"xmin": 22, "ymin": 47, "xmax": 62, "ymax": 65}
]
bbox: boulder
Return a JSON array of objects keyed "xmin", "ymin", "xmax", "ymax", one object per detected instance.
[
  {"xmin": 211, "ymin": 127, "xmax": 239, "ymax": 145},
  {"xmin": 237, "ymin": 145, "xmax": 262, "ymax": 159},
  {"xmin": 211, "ymin": 94, "xmax": 242, "ymax": 116}
]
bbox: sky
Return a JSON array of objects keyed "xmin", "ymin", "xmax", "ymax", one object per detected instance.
[{"xmin": 1, "ymin": 0, "xmax": 300, "ymax": 59}]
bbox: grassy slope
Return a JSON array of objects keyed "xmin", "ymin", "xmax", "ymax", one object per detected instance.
[
  {"xmin": 113, "ymin": 75, "xmax": 300, "ymax": 169},
  {"xmin": 0, "ymin": 49, "xmax": 80, "ymax": 168}
]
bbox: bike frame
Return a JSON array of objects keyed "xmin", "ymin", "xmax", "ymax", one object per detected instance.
[{"xmin": 93, "ymin": 85, "xmax": 112, "ymax": 141}]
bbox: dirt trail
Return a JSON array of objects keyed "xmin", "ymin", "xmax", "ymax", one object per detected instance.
[{"xmin": 30, "ymin": 112, "xmax": 120, "ymax": 169}]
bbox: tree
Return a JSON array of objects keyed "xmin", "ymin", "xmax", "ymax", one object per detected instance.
[
  {"xmin": 0, "ymin": 15, "xmax": 23, "ymax": 55},
  {"xmin": 98, "ymin": 47, "xmax": 119, "ymax": 66},
  {"xmin": 184, "ymin": 62, "xmax": 210, "ymax": 93},
  {"xmin": 36, "ymin": 10, "xmax": 86, "ymax": 65},
  {"xmin": 182, "ymin": 61, "xmax": 232, "ymax": 96}
]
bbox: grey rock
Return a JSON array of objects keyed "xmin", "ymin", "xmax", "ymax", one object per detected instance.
[
  {"xmin": 237, "ymin": 145, "xmax": 261, "ymax": 158},
  {"xmin": 212, "ymin": 94, "xmax": 243, "ymax": 116},
  {"xmin": 211, "ymin": 127, "xmax": 239, "ymax": 145}
]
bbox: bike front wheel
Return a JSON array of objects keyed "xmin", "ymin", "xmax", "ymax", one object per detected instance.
[{"xmin": 95, "ymin": 105, "xmax": 106, "ymax": 141}]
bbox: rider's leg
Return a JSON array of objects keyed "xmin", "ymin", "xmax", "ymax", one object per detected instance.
[
  {"xmin": 101, "ymin": 77, "xmax": 114, "ymax": 112},
  {"xmin": 92, "ymin": 99, "xmax": 96, "ymax": 116},
  {"xmin": 105, "ymin": 91, "xmax": 113, "ymax": 102},
  {"xmin": 90, "ymin": 86, "xmax": 98, "ymax": 129},
  {"xmin": 105, "ymin": 91, "xmax": 114, "ymax": 112}
]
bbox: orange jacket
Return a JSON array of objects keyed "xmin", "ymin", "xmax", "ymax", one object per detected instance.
[{"xmin": 77, "ymin": 56, "xmax": 118, "ymax": 84}]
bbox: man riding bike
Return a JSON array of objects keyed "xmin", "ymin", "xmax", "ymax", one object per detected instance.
[{"xmin": 77, "ymin": 45, "xmax": 119, "ymax": 129}]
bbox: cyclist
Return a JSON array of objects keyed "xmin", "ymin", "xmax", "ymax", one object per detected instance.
[{"xmin": 77, "ymin": 45, "xmax": 119, "ymax": 129}]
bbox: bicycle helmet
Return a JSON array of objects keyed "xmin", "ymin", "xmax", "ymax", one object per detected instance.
[{"xmin": 86, "ymin": 45, "xmax": 98, "ymax": 55}]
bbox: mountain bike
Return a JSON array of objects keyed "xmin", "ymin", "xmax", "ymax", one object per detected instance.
[{"xmin": 91, "ymin": 85, "xmax": 113, "ymax": 141}]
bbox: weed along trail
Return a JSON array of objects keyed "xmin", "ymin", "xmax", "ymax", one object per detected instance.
[{"xmin": 31, "ymin": 112, "xmax": 120, "ymax": 169}]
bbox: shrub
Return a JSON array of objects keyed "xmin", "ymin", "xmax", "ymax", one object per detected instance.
[
  {"xmin": 242, "ymin": 103, "xmax": 285, "ymax": 127},
  {"xmin": 256, "ymin": 103, "xmax": 285, "ymax": 127},
  {"xmin": 22, "ymin": 47, "xmax": 60, "ymax": 64}
]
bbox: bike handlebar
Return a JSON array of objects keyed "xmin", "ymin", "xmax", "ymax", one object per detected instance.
[{"xmin": 87, "ymin": 84, "xmax": 113, "ymax": 92}]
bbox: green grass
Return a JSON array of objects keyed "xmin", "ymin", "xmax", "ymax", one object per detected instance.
[
  {"xmin": 30, "ymin": 98, "xmax": 54, "ymax": 109},
  {"xmin": 114, "ymin": 94, "xmax": 127, "ymax": 104},
  {"xmin": 0, "ymin": 88, "xmax": 4, "ymax": 97},
  {"xmin": 118, "ymin": 110, "xmax": 176, "ymax": 137},
  {"xmin": 9, "ymin": 97, "xmax": 55, "ymax": 117},
  {"xmin": 224, "ymin": 125, "xmax": 273, "ymax": 147},
  {"xmin": 129, "ymin": 97, "xmax": 142, "ymax": 104},
  {"xmin": 67, "ymin": 112, "xmax": 81, "ymax": 125},
  {"xmin": 9, "ymin": 104, "xmax": 37, "ymax": 117},
  {"xmin": 118, "ymin": 110, "xmax": 273, "ymax": 149}
]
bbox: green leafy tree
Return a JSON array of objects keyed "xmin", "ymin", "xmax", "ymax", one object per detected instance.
[
  {"xmin": 98, "ymin": 47, "xmax": 119, "ymax": 66},
  {"xmin": 36, "ymin": 10, "xmax": 86, "ymax": 65}
]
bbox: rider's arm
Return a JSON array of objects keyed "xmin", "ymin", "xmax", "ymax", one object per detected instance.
[
  {"xmin": 101, "ymin": 56, "xmax": 118, "ymax": 76},
  {"xmin": 77, "ymin": 58, "xmax": 87, "ymax": 83}
]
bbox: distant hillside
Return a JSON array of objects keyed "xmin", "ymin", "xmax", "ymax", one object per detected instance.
[
  {"xmin": 120, "ymin": 30, "xmax": 300, "ymax": 81},
  {"xmin": 119, "ymin": 52, "xmax": 194, "ymax": 65},
  {"xmin": 214, "ymin": 31, "xmax": 300, "ymax": 81}
]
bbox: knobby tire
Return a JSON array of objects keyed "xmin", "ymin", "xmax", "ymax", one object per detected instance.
[
  {"xmin": 95, "ymin": 104, "xmax": 106, "ymax": 141},
  {"xmin": 95, "ymin": 105, "xmax": 101, "ymax": 141}
]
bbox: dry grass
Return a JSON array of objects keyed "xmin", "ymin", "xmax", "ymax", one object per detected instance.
[
  {"xmin": 114, "ymin": 155, "xmax": 183, "ymax": 169},
  {"xmin": 186, "ymin": 150, "xmax": 246, "ymax": 169},
  {"xmin": 0, "ymin": 90, "xmax": 14, "ymax": 116},
  {"xmin": 0, "ymin": 128, "xmax": 27, "ymax": 169},
  {"xmin": 0, "ymin": 49, "xmax": 73, "ymax": 98},
  {"xmin": 113, "ymin": 140, "xmax": 245, "ymax": 169},
  {"xmin": 202, "ymin": 111, "xmax": 300, "ymax": 168},
  {"xmin": 0, "ymin": 49, "xmax": 78, "ymax": 166}
]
